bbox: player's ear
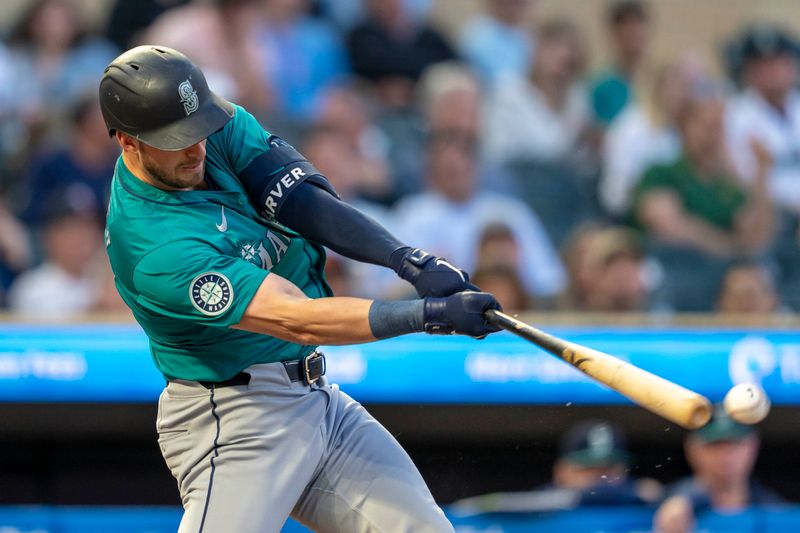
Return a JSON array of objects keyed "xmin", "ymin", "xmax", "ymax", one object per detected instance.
[{"xmin": 117, "ymin": 131, "xmax": 138, "ymax": 153}]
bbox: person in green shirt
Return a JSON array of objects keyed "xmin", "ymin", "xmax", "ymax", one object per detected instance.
[
  {"xmin": 632, "ymin": 97, "xmax": 774, "ymax": 258},
  {"xmin": 100, "ymin": 45, "xmax": 500, "ymax": 533}
]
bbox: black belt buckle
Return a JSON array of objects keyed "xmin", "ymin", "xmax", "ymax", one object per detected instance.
[{"xmin": 302, "ymin": 351, "xmax": 326, "ymax": 385}]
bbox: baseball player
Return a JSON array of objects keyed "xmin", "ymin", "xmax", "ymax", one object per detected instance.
[{"xmin": 100, "ymin": 46, "xmax": 500, "ymax": 533}]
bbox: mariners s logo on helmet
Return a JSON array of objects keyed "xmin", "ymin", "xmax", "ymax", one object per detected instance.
[{"xmin": 178, "ymin": 79, "xmax": 199, "ymax": 116}]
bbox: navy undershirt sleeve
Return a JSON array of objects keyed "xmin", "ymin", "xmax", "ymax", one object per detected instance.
[{"xmin": 277, "ymin": 181, "xmax": 407, "ymax": 268}]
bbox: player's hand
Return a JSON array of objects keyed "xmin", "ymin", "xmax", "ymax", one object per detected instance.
[
  {"xmin": 423, "ymin": 291, "xmax": 501, "ymax": 338},
  {"xmin": 393, "ymin": 247, "xmax": 479, "ymax": 297}
]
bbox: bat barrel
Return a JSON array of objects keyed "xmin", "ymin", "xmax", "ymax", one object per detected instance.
[
  {"xmin": 485, "ymin": 310, "xmax": 713, "ymax": 430},
  {"xmin": 685, "ymin": 399, "xmax": 713, "ymax": 429}
]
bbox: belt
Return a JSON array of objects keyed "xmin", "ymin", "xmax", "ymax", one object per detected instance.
[{"xmin": 197, "ymin": 351, "xmax": 326, "ymax": 389}]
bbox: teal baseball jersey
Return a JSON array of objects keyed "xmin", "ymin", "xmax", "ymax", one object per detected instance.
[{"xmin": 105, "ymin": 104, "xmax": 331, "ymax": 381}]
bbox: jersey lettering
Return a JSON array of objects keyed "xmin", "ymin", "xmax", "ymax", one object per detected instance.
[
  {"xmin": 262, "ymin": 166, "xmax": 307, "ymax": 218},
  {"xmin": 265, "ymin": 231, "xmax": 289, "ymax": 264},
  {"xmin": 239, "ymin": 231, "xmax": 291, "ymax": 270}
]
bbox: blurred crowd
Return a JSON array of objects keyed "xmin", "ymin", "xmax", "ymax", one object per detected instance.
[
  {"xmin": 1, "ymin": 0, "xmax": 799, "ymax": 316},
  {"xmin": 453, "ymin": 411, "xmax": 789, "ymax": 532}
]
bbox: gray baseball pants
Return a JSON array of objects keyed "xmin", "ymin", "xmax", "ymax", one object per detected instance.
[{"xmin": 156, "ymin": 361, "xmax": 454, "ymax": 533}]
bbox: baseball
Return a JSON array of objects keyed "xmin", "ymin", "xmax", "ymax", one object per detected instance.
[{"xmin": 724, "ymin": 383, "xmax": 771, "ymax": 425}]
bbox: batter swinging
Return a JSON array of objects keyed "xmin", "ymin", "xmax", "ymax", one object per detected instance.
[{"xmin": 100, "ymin": 46, "xmax": 500, "ymax": 532}]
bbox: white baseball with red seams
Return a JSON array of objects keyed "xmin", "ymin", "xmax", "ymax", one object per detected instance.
[{"xmin": 724, "ymin": 383, "xmax": 771, "ymax": 425}]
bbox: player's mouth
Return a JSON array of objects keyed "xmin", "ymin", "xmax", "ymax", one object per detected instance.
[{"xmin": 180, "ymin": 160, "xmax": 203, "ymax": 172}]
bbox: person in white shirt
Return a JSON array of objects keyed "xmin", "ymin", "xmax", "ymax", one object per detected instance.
[
  {"xmin": 394, "ymin": 129, "xmax": 566, "ymax": 299},
  {"xmin": 483, "ymin": 19, "xmax": 590, "ymax": 165},
  {"xmin": 8, "ymin": 191, "xmax": 105, "ymax": 316},
  {"xmin": 600, "ymin": 60, "xmax": 701, "ymax": 216},
  {"xmin": 725, "ymin": 25, "xmax": 800, "ymax": 214}
]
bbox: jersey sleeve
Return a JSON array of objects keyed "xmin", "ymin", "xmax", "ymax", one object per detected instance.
[
  {"xmin": 208, "ymin": 104, "xmax": 337, "ymax": 220},
  {"xmin": 132, "ymin": 239, "xmax": 269, "ymax": 328},
  {"xmin": 209, "ymin": 103, "xmax": 272, "ymax": 175}
]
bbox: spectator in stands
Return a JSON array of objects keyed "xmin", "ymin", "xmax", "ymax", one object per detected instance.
[
  {"xmin": 3, "ymin": 0, "xmax": 117, "ymax": 185},
  {"xmin": 589, "ymin": 0, "xmax": 650, "ymax": 128},
  {"xmin": 317, "ymin": 0, "xmax": 433, "ymax": 30},
  {"xmin": 471, "ymin": 265, "xmax": 531, "ymax": 312},
  {"xmin": 0, "ymin": 203, "xmax": 33, "ymax": 308},
  {"xmin": 476, "ymin": 222, "xmax": 521, "ymax": 270},
  {"xmin": 393, "ymin": 128, "xmax": 566, "ymax": 300},
  {"xmin": 413, "ymin": 62, "xmax": 516, "ymax": 195},
  {"xmin": 550, "ymin": 419, "xmax": 661, "ymax": 506},
  {"xmin": 418, "ymin": 62, "xmax": 482, "ymax": 142},
  {"xmin": 142, "ymin": 0, "xmax": 273, "ymax": 114},
  {"xmin": 725, "ymin": 25, "xmax": 800, "ymax": 215},
  {"xmin": 483, "ymin": 19, "xmax": 589, "ymax": 165},
  {"xmin": 104, "ymin": 0, "xmax": 190, "ymax": 50},
  {"xmin": 653, "ymin": 408, "xmax": 785, "ymax": 533},
  {"xmin": 473, "ymin": 223, "xmax": 532, "ymax": 311},
  {"xmin": 459, "ymin": 0, "xmax": 536, "ymax": 85},
  {"xmin": 256, "ymin": 0, "xmax": 350, "ymax": 121},
  {"xmin": 451, "ymin": 419, "xmax": 660, "ymax": 514},
  {"xmin": 373, "ymin": 61, "xmax": 497, "ymax": 202},
  {"xmin": 346, "ymin": 0, "xmax": 457, "ymax": 109},
  {"xmin": 7, "ymin": 191, "xmax": 106, "ymax": 316},
  {"xmin": 560, "ymin": 224, "xmax": 649, "ymax": 311},
  {"xmin": 633, "ymin": 96, "xmax": 775, "ymax": 258},
  {"xmin": 0, "ymin": 41, "xmax": 18, "ymax": 181},
  {"xmin": 717, "ymin": 262, "xmax": 780, "ymax": 314},
  {"xmin": 18, "ymin": 92, "xmax": 117, "ymax": 227},
  {"xmin": 390, "ymin": 61, "xmax": 482, "ymax": 197},
  {"xmin": 6, "ymin": 0, "xmax": 118, "ymax": 106},
  {"xmin": 317, "ymin": 85, "xmax": 393, "ymax": 201},
  {"xmin": 600, "ymin": 59, "xmax": 700, "ymax": 216}
]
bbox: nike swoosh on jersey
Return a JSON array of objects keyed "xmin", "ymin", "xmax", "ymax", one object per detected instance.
[{"xmin": 216, "ymin": 206, "xmax": 228, "ymax": 232}]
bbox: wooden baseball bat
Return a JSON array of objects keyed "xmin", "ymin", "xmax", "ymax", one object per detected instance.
[{"xmin": 485, "ymin": 309, "xmax": 712, "ymax": 429}]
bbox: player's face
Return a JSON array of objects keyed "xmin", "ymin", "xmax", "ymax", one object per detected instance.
[{"xmin": 137, "ymin": 140, "xmax": 207, "ymax": 190}]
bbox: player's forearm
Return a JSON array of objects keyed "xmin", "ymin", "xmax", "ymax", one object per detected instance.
[
  {"xmin": 237, "ymin": 295, "xmax": 379, "ymax": 345},
  {"xmin": 236, "ymin": 273, "xmax": 500, "ymax": 342}
]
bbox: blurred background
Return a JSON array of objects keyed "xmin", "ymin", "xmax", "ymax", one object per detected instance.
[{"xmin": 1, "ymin": 0, "xmax": 800, "ymax": 531}]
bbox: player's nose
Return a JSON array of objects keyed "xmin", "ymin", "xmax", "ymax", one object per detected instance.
[{"xmin": 183, "ymin": 140, "xmax": 206, "ymax": 160}]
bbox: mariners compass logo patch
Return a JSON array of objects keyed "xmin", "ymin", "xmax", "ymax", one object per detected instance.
[
  {"xmin": 190, "ymin": 272, "xmax": 233, "ymax": 316},
  {"xmin": 178, "ymin": 79, "xmax": 199, "ymax": 116}
]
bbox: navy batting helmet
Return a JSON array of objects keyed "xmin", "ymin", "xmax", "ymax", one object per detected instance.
[{"xmin": 99, "ymin": 45, "xmax": 234, "ymax": 151}]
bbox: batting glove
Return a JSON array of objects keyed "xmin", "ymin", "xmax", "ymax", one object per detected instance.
[
  {"xmin": 423, "ymin": 291, "xmax": 502, "ymax": 339},
  {"xmin": 391, "ymin": 247, "xmax": 480, "ymax": 297}
]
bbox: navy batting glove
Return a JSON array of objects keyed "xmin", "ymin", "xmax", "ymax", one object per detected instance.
[
  {"xmin": 423, "ymin": 291, "xmax": 502, "ymax": 339},
  {"xmin": 391, "ymin": 247, "xmax": 480, "ymax": 297}
]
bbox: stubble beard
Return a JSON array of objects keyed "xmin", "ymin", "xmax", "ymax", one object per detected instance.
[{"xmin": 140, "ymin": 151, "xmax": 205, "ymax": 190}]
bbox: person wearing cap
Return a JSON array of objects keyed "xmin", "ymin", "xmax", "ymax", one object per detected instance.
[
  {"xmin": 653, "ymin": 408, "xmax": 785, "ymax": 533},
  {"xmin": 725, "ymin": 24, "xmax": 800, "ymax": 215},
  {"xmin": 449, "ymin": 419, "xmax": 659, "ymax": 515},
  {"xmin": 100, "ymin": 45, "xmax": 503, "ymax": 532},
  {"xmin": 549, "ymin": 419, "xmax": 661, "ymax": 506}
]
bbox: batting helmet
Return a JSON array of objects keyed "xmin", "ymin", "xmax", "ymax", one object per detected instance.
[{"xmin": 99, "ymin": 45, "xmax": 234, "ymax": 151}]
